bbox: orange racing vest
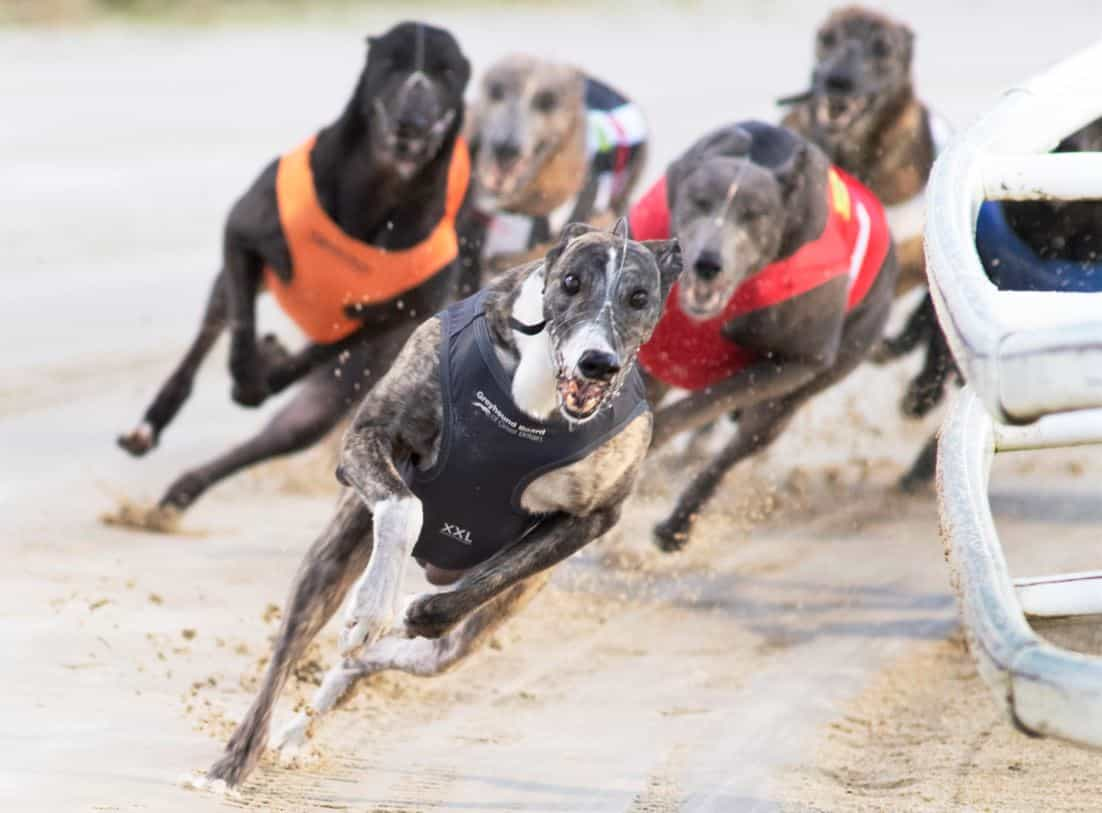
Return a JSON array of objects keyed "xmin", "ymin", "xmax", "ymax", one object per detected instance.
[{"xmin": 264, "ymin": 136, "xmax": 470, "ymax": 343}]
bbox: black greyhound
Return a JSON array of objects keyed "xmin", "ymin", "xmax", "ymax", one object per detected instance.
[{"xmin": 115, "ymin": 22, "xmax": 472, "ymax": 520}]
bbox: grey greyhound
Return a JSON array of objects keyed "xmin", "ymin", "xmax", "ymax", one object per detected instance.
[
  {"xmin": 113, "ymin": 23, "xmax": 472, "ymax": 523},
  {"xmin": 778, "ymin": 5, "xmax": 955, "ymax": 489},
  {"xmin": 630, "ymin": 121, "xmax": 897, "ymax": 550},
  {"xmin": 187, "ymin": 221, "xmax": 682, "ymax": 790}
]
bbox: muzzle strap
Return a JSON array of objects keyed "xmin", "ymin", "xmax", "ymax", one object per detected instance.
[{"xmin": 508, "ymin": 316, "xmax": 547, "ymax": 336}]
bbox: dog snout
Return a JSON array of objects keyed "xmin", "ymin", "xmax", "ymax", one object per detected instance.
[
  {"xmin": 396, "ymin": 110, "xmax": 431, "ymax": 139},
  {"xmin": 823, "ymin": 72, "xmax": 856, "ymax": 95},
  {"xmin": 490, "ymin": 140, "xmax": 521, "ymax": 166},
  {"xmin": 577, "ymin": 349, "xmax": 621, "ymax": 382},
  {"xmin": 693, "ymin": 251, "xmax": 723, "ymax": 281}
]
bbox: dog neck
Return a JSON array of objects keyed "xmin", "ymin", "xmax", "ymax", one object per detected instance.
[
  {"xmin": 310, "ymin": 96, "xmax": 458, "ymax": 245},
  {"xmin": 825, "ymin": 86, "xmax": 933, "ymax": 206},
  {"xmin": 488, "ymin": 267, "xmax": 559, "ymax": 421}
]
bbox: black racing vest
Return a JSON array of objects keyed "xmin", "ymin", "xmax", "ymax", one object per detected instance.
[{"xmin": 407, "ymin": 291, "xmax": 649, "ymax": 571}]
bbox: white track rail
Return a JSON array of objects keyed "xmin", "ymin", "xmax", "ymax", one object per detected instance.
[{"xmin": 930, "ymin": 41, "xmax": 1102, "ymax": 747}]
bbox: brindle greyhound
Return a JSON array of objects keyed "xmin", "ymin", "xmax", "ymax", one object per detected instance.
[
  {"xmin": 778, "ymin": 5, "xmax": 955, "ymax": 488},
  {"xmin": 459, "ymin": 54, "xmax": 648, "ymax": 290},
  {"xmin": 114, "ymin": 22, "xmax": 471, "ymax": 518},
  {"xmin": 187, "ymin": 221, "xmax": 681, "ymax": 789},
  {"xmin": 629, "ymin": 121, "xmax": 898, "ymax": 549}
]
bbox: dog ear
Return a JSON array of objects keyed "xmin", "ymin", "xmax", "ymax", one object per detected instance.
[
  {"xmin": 610, "ymin": 216, "xmax": 630, "ymax": 243},
  {"xmin": 772, "ymin": 137, "xmax": 811, "ymax": 198},
  {"xmin": 543, "ymin": 222, "xmax": 597, "ymax": 269},
  {"xmin": 642, "ymin": 238, "xmax": 683, "ymax": 299}
]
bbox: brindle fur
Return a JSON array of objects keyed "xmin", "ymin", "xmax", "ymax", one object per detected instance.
[
  {"xmin": 458, "ymin": 55, "xmax": 647, "ymax": 290},
  {"xmin": 780, "ymin": 5, "xmax": 956, "ymax": 487},
  {"xmin": 643, "ymin": 122, "xmax": 898, "ymax": 550},
  {"xmin": 199, "ymin": 224, "xmax": 681, "ymax": 789},
  {"xmin": 115, "ymin": 23, "xmax": 472, "ymax": 516}
]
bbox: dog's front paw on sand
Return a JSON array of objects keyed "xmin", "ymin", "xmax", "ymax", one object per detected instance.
[
  {"xmin": 652, "ymin": 519, "xmax": 690, "ymax": 553},
  {"xmin": 100, "ymin": 498, "xmax": 181, "ymax": 534},
  {"xmin": 117, "ymin": 421, "xmax": 157, "ymax": 457}
]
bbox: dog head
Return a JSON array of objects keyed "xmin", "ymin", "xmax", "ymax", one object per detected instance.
[
  {"xmin": 665, "ymin": 123, "xmax": 825, "ymax": 321},
  {"xmin": 359, "ymin": 22, "xmax": 470, "ymax": 179},
  {"xmin": 541, "ymin": 220, "xmax": 681, "ymax": 422},
  {"xmin": 784, "ymin": 6, "xmax": 914, "ymax": 146},
  {"xmin": 468, "ymin": 54, "xmax": 586, "ymax": 212}
]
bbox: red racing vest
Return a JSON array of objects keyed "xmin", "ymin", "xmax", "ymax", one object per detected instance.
[
  {"xmin": 631, "ymin": 167, "xmax": 890, "ymax": 390},
  {"xmin": 264, "ymin": 136, "xmax": 470, "ymax": 344}
]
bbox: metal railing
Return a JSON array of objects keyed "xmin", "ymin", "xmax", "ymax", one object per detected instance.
[{"xmin": 929, "ymin": 40, "xmax": 1102, "ymax": 747}]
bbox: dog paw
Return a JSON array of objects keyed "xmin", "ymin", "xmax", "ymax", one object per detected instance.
[
  {"xmin": 117, "ymin": 421, "xmax": 157, "ymax": 456},
  {"xmin": 179, "ymin": 771, "xmax": 239, "ymax": 799},
  {"xmin": 160, "ymin": 472, "xmax": 207, "ymax": 511},
  {"xmin": 653, "ymin": 519, "xmax": 690, "ymax": 553},
  {"xmin": 231, "ymin": 376, "xmax": 270, "ymax": 408},
  {"xmin": 339, "ymin": 605, "xmax": 396, "ymax": 657},
  {"xmin": 404, "ymin": 593, "xmax": 455, "ymax": 639},
  {"xmin": 270, "ymin": 714, "xmax": 312, "ymax": 765}
]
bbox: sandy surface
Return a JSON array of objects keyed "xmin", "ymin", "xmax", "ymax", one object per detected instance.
[{"xmin": 3, "ymin": 4, "xmax": 1101, "ymax": 812}]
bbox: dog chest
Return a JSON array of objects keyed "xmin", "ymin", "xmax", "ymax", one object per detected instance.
[{"xmin": 406, "ymin": 291, "xmax": 647, "ymax": 571}]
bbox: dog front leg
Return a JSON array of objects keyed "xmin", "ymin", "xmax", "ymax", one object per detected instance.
[
  {"xmin": 118, "ymin": 271, "xmax": 228, "ymax": 456},
  {"xmin": 405, "ymin": 509, "xmax": 618, "ymax": 639},
  {"xmin": 335, "ymin": 432, "xmax": 425, "ymax": 658},
  {"xmin": 650, "ymin": 359, "xmax": 824, "ymax": 449},
  {"xmin": 272, "ymin": 573, "xmax": 550, "ymax": 758},
  {"xmin": 654, "ymin": 397, "xmax": 801, "ymax": 551},
  {"xmin": 338, "ymin": 494, "xmax": 423, "ymax": 657}
]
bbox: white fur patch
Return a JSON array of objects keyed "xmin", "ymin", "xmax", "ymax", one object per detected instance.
[
  {"xmin": 339, "ymin": 496, "xmax": 423, "ymax": 657},
  {"xmin": 510, "ymin": 269, "xmax": 559, "ymax": 419}
]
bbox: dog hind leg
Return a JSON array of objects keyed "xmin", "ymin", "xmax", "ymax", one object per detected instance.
[
  {"xmin": 200, "ymin": 491, "xmax": 374, "ymax": 788},
  {"xmin": 272, "ymin": 574, "xmax": 549, "ymax": 758},
  {"xmin": 118, "ymin": 272, "xmax": 228, "ymax": 456}
]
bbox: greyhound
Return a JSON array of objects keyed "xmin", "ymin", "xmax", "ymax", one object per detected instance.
[
  {"xmin": 188, "ymin": 221, "xmax": 682, "ymax": 789},
  {"xmin": 114, "ymin": 22, "xmax": 471, "ymax": 520},
  {"xmin": 777, "ymin": 5, "xmax": 955, "ymax": 488},
  {"xmin": 629, "ymin": 121, "xmax": 897, "ymax": 549},
  {"xmin": 459, "ymin": 54, "xmax": 648, "ymax": 291}
]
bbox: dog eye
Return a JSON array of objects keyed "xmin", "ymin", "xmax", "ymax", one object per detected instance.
[
  {"xmin": 488, "ymin": 82, "xmax": 506, "ymax": 102},
  {"xmin": 533, "ymin": 90, "xmax": 559, "ymax": 113},
  {"xmin": 561, "ymin": 273, "xmax": 581, "ymax": 295},
  {"xmin": 871, "ymin": 36, "xmax": 891, "ymax": 59},
  {"xmin": 818, "ymin": 30, "xmax": 837, "ymax": 49},
  {"xmin": 628, "ymin": 289, "xmax": 649, "ymax": 309}
]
